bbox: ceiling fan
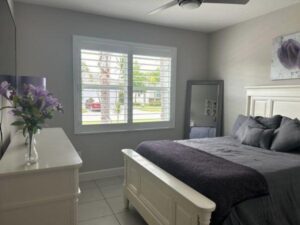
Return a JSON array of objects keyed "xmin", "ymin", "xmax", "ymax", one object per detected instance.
[{"xmin": 149, "ymin": 0, "xmax": 250, "ymax": 15}]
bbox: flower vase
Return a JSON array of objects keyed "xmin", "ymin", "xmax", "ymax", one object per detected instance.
[{"xmin": 25, "ymin": 132, "xmax": 38, "ymax": 165}]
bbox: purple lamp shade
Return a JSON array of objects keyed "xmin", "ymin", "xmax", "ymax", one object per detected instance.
[{"xmin": 17, "ymin": 76, "xmax": 46, "ymax": 94}]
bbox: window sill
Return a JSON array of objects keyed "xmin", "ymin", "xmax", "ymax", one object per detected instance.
[{"xmin": 74, "ymin": 123, "xmax": 175, "ymax": 135}]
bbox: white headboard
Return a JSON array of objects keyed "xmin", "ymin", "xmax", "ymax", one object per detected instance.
[{"xmin": 246, "ymin": 85, "xmax": 300, "ymax": 119}]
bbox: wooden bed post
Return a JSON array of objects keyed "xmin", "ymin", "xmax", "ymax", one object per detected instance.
[
  {"xmin": 123, "ymin": 156, "xmax": 130, "ymax": 209},
  {"xmin": 122, "ymin": 149, "xmax": 216, "ymax": 225},
  {"xmin": 198, "ymin": 212, "xmax": 212, "ymax": 225}
]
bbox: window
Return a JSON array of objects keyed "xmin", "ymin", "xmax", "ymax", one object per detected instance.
[
  {"xmin": 80, "ymin": 49, "xmax": 128, "ymax": 125},
  {"xmin": 73, "ymin": 36, "xmax": 176, "ymax": 133}
]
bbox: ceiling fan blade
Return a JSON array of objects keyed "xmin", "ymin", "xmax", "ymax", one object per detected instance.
[
  {"xmin": 204, "ymin": 0, "xmax": 249, "ymax": 4},
  {"xmin": 148, "ymin": 0, "xmax": 178, "ymax": 15}
]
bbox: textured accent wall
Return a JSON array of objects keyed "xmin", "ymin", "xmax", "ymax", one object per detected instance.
[
  {"xmin": 208, "ymin": 3, "xmax": 300, "ymax": 135},
  {"xmin": 15, "ymin": 3, "xmax": 208, "ymax": 172}
]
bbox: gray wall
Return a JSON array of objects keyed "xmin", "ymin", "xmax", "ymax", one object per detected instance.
[
  {"xmin": 208, "ymin": 3, "xmax": 300, "ymax": 135},
  {"xmin": 7, "ymin": 0, "xmax": 14, "ymax": 17},
  {"xmin": 15, "ymin": 3, "xmax": 208, "ymax": 172}
]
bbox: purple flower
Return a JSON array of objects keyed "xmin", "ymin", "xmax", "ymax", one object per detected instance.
[
  {"xmin": 23, "ymin": 84, "xmax": 37, "ymax": 96},
  {"xmin": 44, "ymin": 95, "xmax": 59, "ymax": 108},
  {"xmin": 35, "ymin": 86, "xmax": 49, "ymax": 98},
  {"xmin": 0, "ymin": 81, "xmax": 11, "ymax": 99},
  {"xmin": 23, "ymin": 83, "xmax": 63, "ymax": 111},
  {"xmin": 277, "ymin": 39, "xmax": 300, "ymax": 69},
  {"xmin": 23, "ymin": 84, "xmax": 52, "ymax": 107},
  {"xmin": 0, "ymin": 82, "xmax": 63, "ymax": 134}
]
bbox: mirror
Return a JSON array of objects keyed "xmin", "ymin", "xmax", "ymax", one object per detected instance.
[{"xmin": 184, "ymin": 80, "xmax": 223, "ymax": 139}]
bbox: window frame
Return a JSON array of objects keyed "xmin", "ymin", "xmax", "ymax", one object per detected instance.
[{"xmin": 73, "ymin": 35, "xmax": 177, "ymax": 134}]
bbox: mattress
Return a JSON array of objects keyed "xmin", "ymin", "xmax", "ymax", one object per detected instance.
[{"xmin": 177, "ymin": 137, "xmax": 300, "ymax": 225}]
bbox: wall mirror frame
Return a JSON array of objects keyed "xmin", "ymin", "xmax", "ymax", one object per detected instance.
[{"xmin": 184, "ymin": 80, "xmax": 223, "ymax": 139}]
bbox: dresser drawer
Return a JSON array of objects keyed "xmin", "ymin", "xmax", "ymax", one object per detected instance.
[
  {"xmin": 0, "ymin": 198, "xmax": 77, "ymax": 225},
  {"xmin": 0, "ymin": 168, "xmax": 79, "ymax": 210}
]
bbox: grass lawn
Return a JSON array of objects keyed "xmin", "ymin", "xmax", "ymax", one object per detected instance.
[
  {"xmin": 82, "ymin": 118, "xmax": 161, "ymax": 125},
  {"xmin": 82, "ymin": 121, "xmax": 124, "ymax": 125},
  {"xmin": 133, "ymin": 105, "xmax": 161, "ymax": 112},
  {"xmin": 82, "ymin": 104, "xmax": 162, "ymax": 125}
]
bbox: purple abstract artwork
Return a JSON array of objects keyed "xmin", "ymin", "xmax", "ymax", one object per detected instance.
[
  {"xmin": 271, "ymin": 32, "xmax": 300, "ymax": 80},
  {"xmin": 277, "ymin": 39, "xmax": 300, "ymax": 69}
]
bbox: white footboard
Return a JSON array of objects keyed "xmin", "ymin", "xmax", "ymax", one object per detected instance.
[{"xmin": 122, "ymin": 149, "xmax": 216, "ymax": 225}]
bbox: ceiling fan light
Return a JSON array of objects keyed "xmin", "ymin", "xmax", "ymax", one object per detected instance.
[{"xmin": 179, "ymin": 0, "xmax": 201, "ymax": 9}]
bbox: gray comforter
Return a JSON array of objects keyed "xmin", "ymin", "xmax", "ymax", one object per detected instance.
[
  {"xmin": 136, "ymin": 140, "xmax": 268, "ymax": 225},
  {"xmin": 177, "ymin": 137, "xmax": 300, "ymax": 225}
]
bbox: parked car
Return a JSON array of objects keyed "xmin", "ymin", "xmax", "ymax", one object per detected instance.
[{"xmin": 85, "ymin": 98, "xmax": 101, "ymax": 112}]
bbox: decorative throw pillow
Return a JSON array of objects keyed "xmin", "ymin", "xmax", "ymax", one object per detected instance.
[
  {"xmin": 280, "ymin": 116, "xmax": 292, "ymax": 126},
  {"xmin": 271, "ymin": 119, "xmax": 300, "ymax": 152},
  {"xmin": 231, "ymin": 114, "xmax": 249, "ymax": 136},
  {"xmin": 241, "ymin": 126, "xmax": 274, "ymax": 149},
  {"xmin": 235, "ymin": 117, "xmax": 265, "ymax": 142},
  {"xmin": 255, "ymin": 115, "xmax": 282, "ymax": 129},
  {"xmin": 274, "ymin": 116, "xmax": 292, "ymax": 136}
]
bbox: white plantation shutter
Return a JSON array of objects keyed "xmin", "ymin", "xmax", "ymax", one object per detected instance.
[
  {"xmin": 73, "ymin": 36, "xmax": 176, "ymax": 133},
  {"xmin": 132, "ymin": 55, "xmax": 172, "ymax": 123},
  {"xmin": 80, "ymin": 49, "xmax": 128, "ymax": 125}
]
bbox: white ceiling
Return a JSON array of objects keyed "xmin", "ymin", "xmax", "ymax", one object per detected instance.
[{"xmin": 15, "ymin": 0, "xmax": 300, "ymax": 32}]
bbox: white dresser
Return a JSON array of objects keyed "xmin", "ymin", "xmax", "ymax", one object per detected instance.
[{"xmin": 0, "ymin": 128, "xmax": 82, "ymax": 225}]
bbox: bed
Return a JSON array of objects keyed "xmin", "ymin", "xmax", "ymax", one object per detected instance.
[{"xmin": 122, "ymin": 85, "xmax": 300, "ymax": 225}]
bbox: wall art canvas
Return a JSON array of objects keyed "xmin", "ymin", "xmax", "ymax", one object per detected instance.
[
  {"xmin": 271, "ymin": 32, "xmax": 300, "ymax": 80},
  {"xmin": 204, "ymin": 99, "xmax": 217, "ymax": 117}
]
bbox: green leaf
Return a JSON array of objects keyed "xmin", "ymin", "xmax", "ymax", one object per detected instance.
[
  {"xmin": 32, "ymin": 127, "xmax": 38, "ymax": 134},
  {"xmin": 13, "ymin": 111, "xmax": 22, "ymax": 116},
  {"xmin": 23, "ymin": 127, "xmax": 27, "ymax": 137},
  {"xmin": 11, "ymin": 121, "xmax": 25, "ymax": 126}
]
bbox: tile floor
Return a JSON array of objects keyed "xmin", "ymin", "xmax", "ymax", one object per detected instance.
[{"xmin": 79, "ymin": 176, "xmax": 147, "ymax": 225}]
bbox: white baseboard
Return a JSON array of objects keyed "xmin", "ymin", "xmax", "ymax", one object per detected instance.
[{"xmin": 79, "ymin": 167, "xmax": 124, "ymax": 182}]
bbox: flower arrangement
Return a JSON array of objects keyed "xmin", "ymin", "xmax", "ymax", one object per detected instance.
[{"xmin": 0, "ymin": 81, "xmax": 63, "ymax": 164}]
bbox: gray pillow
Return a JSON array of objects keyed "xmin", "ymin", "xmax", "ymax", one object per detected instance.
[
  {"xmin": 255, "ymin": 115, "xmax": 282, "ymax": 129},
  {"xmin": 235, "ymin": 117, "xmax": 265, "ymax": 142},
  {"xmin": 241, "ymin": 126, "xmax": 274, "ymax": 149},
  {"xmin": 271, "ymin": 119, "xmax": 300, "ymax": 152},
  {"xmin": 274, "ymin": 116, "xmax": 292, "ymax": 136},
  {"xmin": 280, "ymin": 116, "xmax": 292, "ymax": 126},
  {"xmin": 231, "ymin": 114, "xmax": 249, "ymax": 136}
]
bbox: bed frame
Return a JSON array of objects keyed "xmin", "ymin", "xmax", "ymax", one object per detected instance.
[{"xmin": 122, "ymin": 85, "xmax": 300, "ymax": 225}]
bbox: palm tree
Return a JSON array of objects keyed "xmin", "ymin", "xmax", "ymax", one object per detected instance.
[
  {"xmin": 82, "ymin": 62, "xmax": 94, "ymax": 83},
  {"xmin": 98, "ymin": 52, "xmax": 111, "ymax": 122}
]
